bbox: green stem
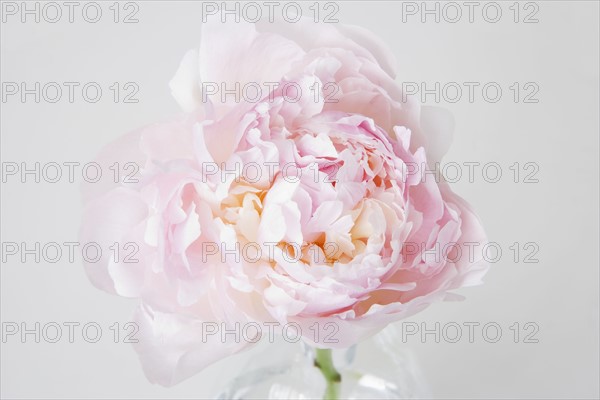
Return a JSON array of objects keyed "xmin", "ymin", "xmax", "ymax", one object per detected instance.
[{"xmin": 314, "ymin": 348, "xmax": 341, "ymax": 400}]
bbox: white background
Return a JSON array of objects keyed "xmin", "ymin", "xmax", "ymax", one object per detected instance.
[{"xmin": 1, "ymin": 1, "xmax": 599, "ymax": 398}]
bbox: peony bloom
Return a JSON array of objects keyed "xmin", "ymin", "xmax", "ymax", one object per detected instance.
[{"xmin": 80, "ymin": 17, "xmax": 488, "ymax": 386}]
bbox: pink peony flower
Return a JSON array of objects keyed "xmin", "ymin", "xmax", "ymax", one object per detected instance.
[{"xmin": 80, "ymin": 18, "xmax": 488, "ymax": 386}]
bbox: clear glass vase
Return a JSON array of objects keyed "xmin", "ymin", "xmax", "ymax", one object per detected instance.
[{"xmin": 215, "ymin": 323, "xmax": 430, "ymax": 399}]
